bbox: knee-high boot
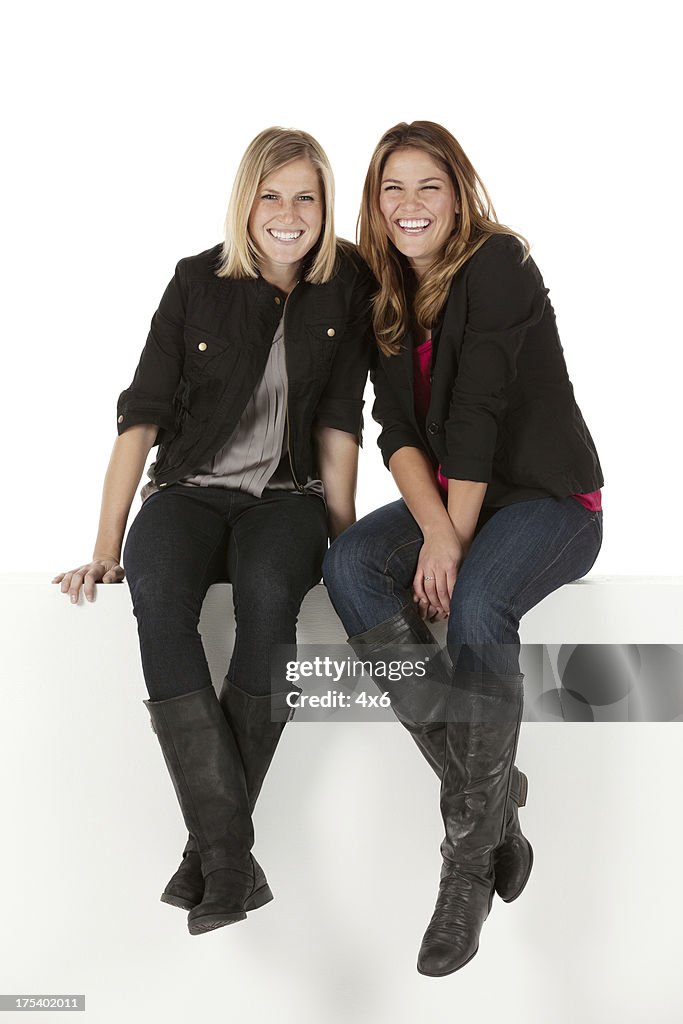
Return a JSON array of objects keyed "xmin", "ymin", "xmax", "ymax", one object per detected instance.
[
  {"xmin": 160, "ymin": 682, "xmax": 297, "ymax": 911},
  {"xmin": 144, "ymin": 686, "xmax": 271, "ymax": 935},
  {"xmin": 348, "ymin": 603, "xmax": 532, "ymax": 903},
  {"xmin": 417, "ymin": 669, "xmax": 524, "ymax": 975}
]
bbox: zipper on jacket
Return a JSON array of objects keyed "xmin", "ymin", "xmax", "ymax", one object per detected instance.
[{"xmin": 282, "ymin": 284, "xmax": 305, "ymax": 492}]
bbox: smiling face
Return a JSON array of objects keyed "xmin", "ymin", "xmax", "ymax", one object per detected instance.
[
  {"xmin": 247, "ymin": 157, "xmax": 324, "ymax": 288},
  {"xmin": 379, "ymin": 147, "xmax": 459, "ymax": 278}
]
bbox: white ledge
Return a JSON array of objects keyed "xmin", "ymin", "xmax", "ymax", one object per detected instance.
[
  {"xmin": 2, "ymin": 572, "xmax": 683, "ymax": 1018},
  {"xmin": 6, "ymin": 573, "xmax": 683, "ymax": 644}
]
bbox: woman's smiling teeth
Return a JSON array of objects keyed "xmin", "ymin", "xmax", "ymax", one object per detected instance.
[
  {"xmin": 397, "ymin": 218, "xmax": 431, "ymax": 234},
  {"xmin": 268, "ymin": 229, "xmax": 303, "ymax": 241}
]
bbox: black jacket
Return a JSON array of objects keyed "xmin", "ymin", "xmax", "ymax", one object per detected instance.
[
  {"xmin": 371, "ymin": 233, "xmax": 604, "ymax": 507},
  {"xmin": 117, "ymin": 242, "xmax": 374, "ymax": 490}
]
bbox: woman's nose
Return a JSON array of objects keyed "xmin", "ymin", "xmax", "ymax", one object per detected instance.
[
  {"xmin": 279, "ymin": 201, "xmax": 296, "ymax": 223},
  {"xmin": 399, "ymin": 191, "xmax": 422, "ymax": 212}
]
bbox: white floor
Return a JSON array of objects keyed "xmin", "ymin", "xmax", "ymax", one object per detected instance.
[{"xmin": 2, "ymin": 575, "xmax": 682, "ymax": 1023}]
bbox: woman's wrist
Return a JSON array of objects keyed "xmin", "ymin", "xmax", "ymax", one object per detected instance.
[
  {"xmin": 92, "ymin": 543, "xmax": 122, "ymax": 563},
  {"xmin": 420, "ymin": 511, "xmax": 457, "ymax": 539}
]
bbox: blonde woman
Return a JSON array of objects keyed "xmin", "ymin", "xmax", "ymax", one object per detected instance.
[
  {"xmin": 323, "ymin": 121, "xmax": 603, "ymax": 975},
  {"xmin": 53, "ymin": 127, "xmax": 373, "ymax": 936}
]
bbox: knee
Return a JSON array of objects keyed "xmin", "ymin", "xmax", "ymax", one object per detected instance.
[
  {"xmin": 322, "ymin": 526, "xmax": 365, "ymax": 604},
  {"xmin": 448, "ymin": 584, "xmax": 516, "ymax": 645},
  {"xmin": 235, "ymin": 574, "xmax": 304, "ymax": 622},
  {"xmin": 127, "ymin": 573, "xmax": 199, "ymax": 632}
]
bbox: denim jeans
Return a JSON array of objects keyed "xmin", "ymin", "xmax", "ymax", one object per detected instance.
[
  {"xmin": 123, "ymin": 484, "xmax": 328, "ymax": 700},
  {"xmin": 323, "ymin": 497, "xmax": 603, "ymax": 677}
]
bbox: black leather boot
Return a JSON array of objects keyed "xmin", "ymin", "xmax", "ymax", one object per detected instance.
[
  {"xmin": 497, "ymin": 767, "xmax": 533, "ymax": 903},
  {"xmin": 417, "ymin": 670, "xmax": 524, "ymax": 976},
  {"xmin": 348, "ymin": 603, "xmax": 532, "ymax": 902},
  {"xmin": 144, "ymin": 686, "xmax": 271, "ymax": 935},
  {"xmin": 160, "ymin": 682, "xmax": 297, "ymax": 911}
]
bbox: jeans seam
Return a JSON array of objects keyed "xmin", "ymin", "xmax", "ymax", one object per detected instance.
[
  {"xmin": 384, "ymin": 538, "xmax": 422, "ymax": 606},
  {"xmin": 504, "ymin": 518, "xmax": 599, "ymax": 627}
]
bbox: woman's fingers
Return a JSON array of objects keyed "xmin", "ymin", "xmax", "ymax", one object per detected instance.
[
  {"xmin": 423, "ymin": 572, "xmax": 449, "ymax": 616},
  {"xmin": 428, "ymin": 603, "xmax": 447, "ymax": 622},
  {"xmin": 52, "ymin": 561, "xmax": 123, "ymax": 603},
  {"xmin": 413, "ymin": 569, "xmax": 450, "ymax": 617},
  {"xmin": 83, "ymin": 566, "xmax": 104, "ymax": 602},
  {"xmin": 66, "ymin": 569, "xmax": 86, "ymax": 603},
  {"xmin": 102, "ymin": 566, "xmax": 125, "ymax": 584},
  {"xmin": 413, "ymin": 572, "xmax": 428, "ymax": 606},
  {"xmin": 413, "ymin": 530, "xmax": 464, "ymax": 618},
  {"xmin": 434, "ymin": 573, "xmax": 451, "ymax": 616}
]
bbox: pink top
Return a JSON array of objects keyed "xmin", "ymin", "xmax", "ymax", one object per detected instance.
[{"xmin": 412, "ymin": 339, "xmax": 602, "ymax": 511}]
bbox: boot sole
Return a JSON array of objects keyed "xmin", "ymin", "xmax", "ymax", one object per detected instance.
[
  {"xmin": 499, "ymin": 841, "xmax": 534, "ymax": 904},
  {"xmin": 188, "ymin": 910, "xmax": 247, "ymax": 935},
  {"xmin": 161, "ymin": 881, "xmax": 274, "ymax": 914},
  {"xmin": 160, "ymin": 891, "xmax": 198, "ymax": 912},
  {"xmin": 186, "ymin": 883, "xmax": 274, "ymax": 935}
]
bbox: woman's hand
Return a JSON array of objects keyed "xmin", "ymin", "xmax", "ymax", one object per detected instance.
[
  {"xmin": 412, "ymin": 523, "xmax": 467, "ymax": 619},
  {"xmin": 52, "ymin": 559, "xmax": 125, "ymax": 604}
]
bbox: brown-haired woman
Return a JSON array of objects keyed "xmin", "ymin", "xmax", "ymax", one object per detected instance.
[
  {"xmin": 53, "ymin": 127, "xmax": 373, "ymax": 936},
  {"xmin": 323, "ymin": 121, "xmax": 603, "ymax": 975}
]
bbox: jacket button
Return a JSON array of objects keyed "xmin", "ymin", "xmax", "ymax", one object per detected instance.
[
  {"xmin": 427, "ymin": 421, "xmax": 440, "ymax": 435},
  {"xmin": 117, "ymin": 415, "xmax": 124, "ymax": 423},
  {"xmin": 274, "ymin": 297, "xmax": 281, "ymax": 305},
  {"xmin": 197, "ymin": 342, "xmax": 207, "ymax": 352},
  {"xmin": 327, "ymin": 328, "xmax": 336, "ymax": 337}
]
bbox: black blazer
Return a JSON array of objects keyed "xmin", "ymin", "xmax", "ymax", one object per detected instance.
[
  {"xmin": 371, "ymin": 233, "xmax": 604, "ymax": 508},
  {"xmin": 117, "ymin": 241, "xmax": 374, "ymax": 490}
]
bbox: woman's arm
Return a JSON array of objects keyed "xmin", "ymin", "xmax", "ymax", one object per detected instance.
[
  {"xmin": 314, "ymin": 426, "xmax": 359, "ymax": 541},
  {"xmin": 389, "ymin": 446, "xmax": 466, "ymax": 618},
  {"xmin": 446, "ymin": 479, "xmax": 487, "ymax": 551},
  {"xmin": 52, "ymin": 423, "xmax": 158, "ymax": 602}
]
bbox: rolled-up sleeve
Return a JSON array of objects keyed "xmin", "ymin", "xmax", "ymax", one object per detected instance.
[
  {"xmin": 371, "ymin": 356, "xmax": 425, "ymax": 469},
  {"xmin": 440, "ymin": 235, "xmax": 548, "ymax": 483},
  {"xmin": 314, "ymin": 263, "xmax": 375, "ymax": 443},
  {"xmin": 116, "ymin": 261, "xmax": 187, "ymax": 443}
]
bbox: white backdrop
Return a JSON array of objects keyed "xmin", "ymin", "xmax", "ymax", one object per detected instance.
[
  {"xmin": 1, "ymin": 1, "xmax": 682, "ymax": 1022},
  {"xmin": 1, "ymin": 0, "xmax": 680, "ymax": 574}
]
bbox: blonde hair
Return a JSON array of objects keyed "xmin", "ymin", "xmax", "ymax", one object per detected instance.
[
  {"xmin": 358, "ymin": 121, "xmax": 530, "ymax": 356},
  {"xmin": 217, "ymin": 126, "xmax": 337, "ymax": 285}
]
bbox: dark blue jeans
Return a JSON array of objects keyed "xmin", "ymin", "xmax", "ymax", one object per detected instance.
[
  {"xmin": 323, "ymin": 497, "xmax": 603, "ymax": 676},
  {"xmin": 123, "ymin": 485, "xmax": 328, "ymax": 700}
]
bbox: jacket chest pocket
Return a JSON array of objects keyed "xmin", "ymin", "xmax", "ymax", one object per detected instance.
[
  {"xmin": 183, "ymin": 324, "xmax": 235, "ymax": 382},
  {"xmin": 305, "ymin": 319, "xmax": 344, "ymax": 376}
]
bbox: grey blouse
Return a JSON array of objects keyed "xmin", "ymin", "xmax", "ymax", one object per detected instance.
[{"xmin": 140, "ymin": 317, "xmax": 324, "ymax": 502}]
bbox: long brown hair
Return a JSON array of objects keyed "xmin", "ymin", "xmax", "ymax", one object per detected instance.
[{"xmin": 358, "ymin": 121, "xmax": 529, "ymax": 355}]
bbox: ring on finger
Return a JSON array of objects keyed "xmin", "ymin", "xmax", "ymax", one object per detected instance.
[{"xmin": 424, "ymin": 575, "xmax": 434, "ymax": 582}]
